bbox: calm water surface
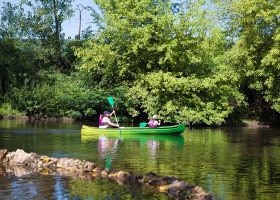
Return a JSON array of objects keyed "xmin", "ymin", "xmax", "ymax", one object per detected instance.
[{"xmin": 0, "ymin": 120, "xmax": 280, "ymax": 200}]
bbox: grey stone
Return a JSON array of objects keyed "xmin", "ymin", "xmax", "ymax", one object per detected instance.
[
  {"xmin": 101, "ymin": 170, "xmax": 108, "ymax": 178},
  {"xmin": 82, "ymin": 161, "xmax": 95, "ymax": 172},
  {"xmin": 116, "ymin": 171, "xmax": 130, "ymax": 184},
  {"xmin": 0, "ymin": 149, "xmax": 8, "ymax": 162},
  {"xmin": 57, "ymin": 158, "xmax": 67, "ymax": 168},
  {"xmin": 13, "ymin": 166, "xmax": 33, "ymax": 177},
  {"xmin": 0, "ymin": 165, "xmax": 5, "ymax": 175},
  {"xmin": 10, "ymin": 149, "xmax": 38, "ymax": 166},
  {"xmin": 5, "ymin": 152, "xmax": 15, "ymax": 163},
  {"xmin": 143, "ymin": 173, "xmax": 176, "ymax": 186},
  {"xmin": 190, "ymin": 186, "xmax": 208, "ymax": 200}
]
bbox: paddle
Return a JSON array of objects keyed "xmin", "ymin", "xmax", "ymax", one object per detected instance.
[
  {"xmin": 139, "ymin": 122, "xmax": 148, "ymax": 127},
  {"xmin": 107, "ymin": 96, "xmax": 119, "ymax": 126}
]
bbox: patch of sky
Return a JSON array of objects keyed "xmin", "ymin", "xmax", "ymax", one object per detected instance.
[{"xmin": 0, "ymin": 0, "xmax": 100, "ymax": 39}]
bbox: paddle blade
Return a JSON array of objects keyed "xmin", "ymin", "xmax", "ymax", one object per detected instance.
[
  {"xmin": 139, "ymin": 122, "xmax": 148, "ymax": 127},
  {"xmin": 107, "ymin": 96, "xmax": 114, "ymax": 107}
]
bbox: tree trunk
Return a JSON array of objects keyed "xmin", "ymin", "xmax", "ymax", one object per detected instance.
[{"xmin": 52, "ymin": 0, "xmax": 62, "ymax": 65}]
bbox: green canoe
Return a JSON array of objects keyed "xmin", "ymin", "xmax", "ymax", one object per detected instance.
[{"xmin": 81, "ymin": 124, "xmax": 185, "ymax": 135}]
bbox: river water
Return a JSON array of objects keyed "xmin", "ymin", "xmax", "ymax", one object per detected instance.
[{"xmin": 0, "ymin": 120, "xmax": 280, "ymax": 200}]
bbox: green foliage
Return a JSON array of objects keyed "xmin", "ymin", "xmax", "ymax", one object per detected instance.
[
  {"xmin": 0, "ymin": 0, "xmax": 74, "ymax": 70},
  {"xmin": 127, "ymin": 70, "xmax": 244, "ymax": 125},
  {"xmin": 0, "ymin": 103, "xmax": 24, "ymax": 117},
  {"xmin": 25, "ymin": 0, "xmax": 74, "ymax": 67},
  {"xmin": 1, "ymin": 0, "xmax": 279, "ymax": 125},
  {"xmin": 76, "ymin": 0, "xmax": 216, "ymax": 85},
  {"xmin": 9, "ymin": 72, "xmax": 128, "ymax": 119},
  {"xmin": 224, "ymin": 0, "xmax": 280, "ymax": 116},
  {"xmin": 77, "ymin": 0, "xmax": 177, "ymax": 85},
  {"xmin": 0, "ymin": 38, "xmax": 40, "ymax": 96},
  {"xmin": 62, "ymin": 40, "xmax": 84, "ymax": 70},
  {"xmin": 75, "ymin": 0, "xmax": 244, "ymax": 125}
]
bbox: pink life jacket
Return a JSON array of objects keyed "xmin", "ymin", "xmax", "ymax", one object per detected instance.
[
  {"xmin": 99, "ymin": 114, "xmax": 103, "ymax": 126},
  {"xmin": 148, "ymin": 119, "xmax": 156, "ymax": 127}
]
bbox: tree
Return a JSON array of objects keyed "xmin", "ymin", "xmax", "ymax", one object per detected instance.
[
  {"xmin": 75, "ymin": 0, "xmax": 244, "ymax": 125},
  {"xmin": 25, "ymin": 0, "xmax": 74, "ymax": 67},
  {"xmin": 225, "ymin": 0, "xmax": 280, "ymax": 120},
  {"xmin": 0, "ymin": 0, "xmax": 74, "ymax": 97},
  {"xmin": 0, "ymin": 2, "xmax": 38, "ymax": 96}
]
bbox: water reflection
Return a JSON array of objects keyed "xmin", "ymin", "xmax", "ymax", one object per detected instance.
[
  {"xmin": 11, "ymin": 178, "xmax": 38, "ymax": 199},
  {"xmin": 147, "ymin": 140, "xmax": 159, "ymax": 158},
  {"xmin": 82, "ymin": 132, "xmax": 184, "ymax": 147},
  {"xmin": 79, "ymin": 133, "xmax": 185, "ymax": 174},
  {"xmin": 68, "ymin": 177, "xmax": 169, "ymax": 200},
  {"xmin": 98, "ymin": 136, "xmax": 122, "ymax": 170},
  {"xmin": 0, "ymin": 174, "xmax": 71, "ymax": 200},
  {"xmin": 10, "ymin": 166, "xmax": 33, "ymax": 177},
  {"xmin": 0, "ymin": 167, "xmax": 169, "ymax": 200},
  {"xmin": 1, "ymin": 120, "xmax": 280, "ymax": 200},
  {"xmin": 98, "ymin": 136, "xmax": 120, "ymax": 159},
  {"xmin": 93, "ymin": 134, "xmax": 184, "ymax": 170},
  {"xmin": 184, "ymin": 128, "xmax": 280, "ymax": 200}
]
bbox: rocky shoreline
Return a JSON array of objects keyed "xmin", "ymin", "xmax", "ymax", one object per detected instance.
[{"xmin": 0, "ymin": 149, "xmax": 214, "ymax": 200}]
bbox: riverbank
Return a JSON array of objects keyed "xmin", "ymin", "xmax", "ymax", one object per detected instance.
[
  {"xmin": 243, "ymin": 120, "xmax": 271, "ymax": 128},
  {"xmin": 0, "ymin": 115, "xmax": 74, "ymax": 122},
  {"xmin": 0, "ymin": 149, "xmax": 214, "ymax": 200},
  {"xmin": 0, "ymin": 116, "xmax": 273, "ymax": 128}
]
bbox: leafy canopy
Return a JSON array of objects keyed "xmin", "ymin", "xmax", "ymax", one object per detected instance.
[{"xmin": 75, "ymin": 0, "xmax": 244, "ymax": 124}]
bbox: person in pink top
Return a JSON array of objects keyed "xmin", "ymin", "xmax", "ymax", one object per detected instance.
[
  {"xmin": 148, "ymin": 115, "xmax": 161, "ymax": 127},
  {"xmin": 99, "ymin": 111, "xmax": 119, "ymax": 128}
]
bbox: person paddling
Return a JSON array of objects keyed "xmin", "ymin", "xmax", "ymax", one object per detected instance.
[
  {"xmin": 99, "ymin": 111, "xmax": 119, "ymax": 128},
  {"xmin": 148, "ymin": 115, "xmax": 161, "ymax": 128}
]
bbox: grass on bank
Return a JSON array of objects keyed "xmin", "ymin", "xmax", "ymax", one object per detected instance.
[{"xmin": 0, "ymin": 103, "xmax": 25, "ymax": 118}]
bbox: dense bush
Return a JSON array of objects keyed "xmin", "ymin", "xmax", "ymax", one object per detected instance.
[
  {"xmin": 9, "ymin": 72, "xmax": 128, "ymax": 119},
  {"xmin": 127, "ymin": 71, "xmax": 244, "ymax": 125},
  {"xmin": 0, "ymin": 103, "xmax": 24, "ymax": 117}
]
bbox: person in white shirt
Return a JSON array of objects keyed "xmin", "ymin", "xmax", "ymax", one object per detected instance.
[
  {"xmin": 99, "ymin": 110, "xmax": 119, "ymax": 128},
  {"xmin": 148, "ymin": 115, "xmax": 161, "ymax": 127}
]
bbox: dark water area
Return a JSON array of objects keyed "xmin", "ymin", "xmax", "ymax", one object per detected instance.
[{"xmin": 0, "ymin": 120, "xmax": 280, "ymax": 200}]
